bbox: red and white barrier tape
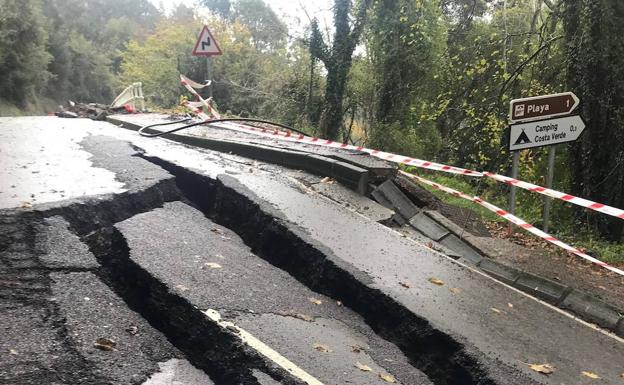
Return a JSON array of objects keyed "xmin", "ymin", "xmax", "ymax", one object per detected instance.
[
  {"xmin": 178, "ymin": 75, "xmax": 624, "ymax": 222},
  {"xmin": 482, "ymin": 172, "xmax": 624, "ymax": 220},
  {"xmin": 398, "ymin": 171, "xmax": 624, "ymax": 277},
  {"xmin": 180, "ymin": 74, "xmax": 220, "ymax": 119}
]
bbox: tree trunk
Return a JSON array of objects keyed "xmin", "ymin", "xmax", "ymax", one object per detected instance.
[
  {"xmin": 564, "ymin": 0, "xmax": 624, "ymax": 241},
  {"xmin": 318, "ymin": 57, "xmax": 351, "ymax": 139}
]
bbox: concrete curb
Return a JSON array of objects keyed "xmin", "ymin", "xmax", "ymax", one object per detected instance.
[
  {"xmin": 391, "ymin": 175, "xmax": 624, "ymax": 336},
  {"xmin": 107, "ymin": 116, "xmax": 369, "ymax": 194}
]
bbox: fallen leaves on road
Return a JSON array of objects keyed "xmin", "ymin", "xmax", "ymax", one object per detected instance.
[
  {"xmin": 125, "ymin": 325, "xmax": 138, "ymax": 335},
  {"xmin": 508, "ymin": 303, "xmax": 514, "ymax": 308},
  {"xmin": 203, "ymin": 262, "xmax": 222, "ymax": 269},
  {"xmin": 351, "ymin": 345, "xmax": 365, "ymax": 353},
  {"xmin": 581, "ymin": 371, "xmax": 600, "ymax": 379},
  {"xmin": 94, "ymin": 337, "xmax": 116, "ymax": 351},
  {"xmin": 490, "ymin": 307, "xmax": 501, "ymax": 314},
  {"xmin": 353, "ymin": 359, "xmax": 397, "ymax": 383},
  {"xmin": 320, "ymin": 177, "xmax": 336, "ymax": 184},
  {"xmin": 8, "ymin": 349, "xmax": 18, "ymax": 355},
  {"xmin": 450, "ymin": 287, "xmax": 461, "ymax": 294},
  {"xmin": 313, "ymin": 343, "xmax": 332, "ymax": 353},
  {"xmin": 309, "ymin": 297, "xmax": 322, "ymax": 305},
  {"xmin": 378, "ymin": 373, "xmax": 397, "ymax": 383},
  {"xmin": 428, "ymin": 277, "xmax": 445, "ymax": 286},
  {"xmin": 336, "ymin": 301, "xmax": 342, "ymax": 306},
  {"xmin": 20, "ymin": 202, "xmax": 32, "ymax": 209},
  {"xmin": 399, "ymin": 281, "xmax": 411, "ymax": 288},
  {"xmin": 210, "ymin": 228, "xmax": 223, "ymax": 234},
  {"xmin": 527, "ymin": 363, "xmax": 555, "ymax": 375}
]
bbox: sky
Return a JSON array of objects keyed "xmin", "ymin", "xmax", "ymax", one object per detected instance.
[{"xmin": 151, "ymin": 0, "xmax": 334, "ymax": 39}]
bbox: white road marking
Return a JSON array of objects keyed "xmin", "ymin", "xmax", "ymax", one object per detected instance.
[{"xmin": 203, "ymin": 309, "xmax": 325, "ymax": 385}]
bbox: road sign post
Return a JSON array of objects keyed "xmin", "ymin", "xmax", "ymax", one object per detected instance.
[
  {"xmin": 543, "ymin": 145, "xmax": 556, "ymax": 232},
  {"xmin": 192, "ymin": 25, "xmax": 223, "ymax": 102},
  {"xmin": 507, "ymin": 92, "xmax": 583, "ymax": 230}
]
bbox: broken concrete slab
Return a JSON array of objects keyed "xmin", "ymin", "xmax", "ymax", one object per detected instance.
[
  {"xmin": 559, "ymin": 289, "xmax": 622, "ymax": 330},
  {"xmin": 327, "ymin": 153, "xmax": 396, "ymax": 182},
  {"xmin": 513, "ymin": 273, "xmax": 569, "ymax": 304},
  {"xmin": 409, "ymin": 212, "xmax": 450, "ymax": 241},
  {"xmin": 424, "ymin": 210, "xmax": 491, "ymax": 258},
  {"xmin": 371, "ymin": 180, "xmax": 419, "ymax": 223},
  {"xmin": 439, "ymin": 234, "xmax": 483, "ymax": 265},
  {"xmin": 478, "ymin": 259, "xmax": 521, "ymax": 285}
]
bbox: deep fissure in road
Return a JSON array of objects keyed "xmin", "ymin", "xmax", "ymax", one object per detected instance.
[
  {"xmin": 86, "ymin": 227, "xmax": 295, "ymax": 385},
  {"xmin": 141, "ymin": 153, "xmax": 496, "ymax": 385},
  {"xmin": 43, "ymin": 175, "xmax": 291, "ymax": 385},
  {"xmin": 4, "ymin": 148, "xmax": 499, "ymax": 385}
]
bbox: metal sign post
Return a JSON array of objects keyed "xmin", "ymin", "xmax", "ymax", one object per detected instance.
[
  {"xmin": 507, "ymin": 92, "xmax": 583, "ymax": 232},
  {"xmin": 206, "ymin": 58, "xmax": 213, "ymax": 99},
  {"xmin": 543, "ymin": 146, "xmax": 556, "ymax": 232}
]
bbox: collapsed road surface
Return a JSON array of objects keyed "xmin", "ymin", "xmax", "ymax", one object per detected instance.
[{"xmin": 1, "ymin": 116, "xmax": 623, "ymax": 385}]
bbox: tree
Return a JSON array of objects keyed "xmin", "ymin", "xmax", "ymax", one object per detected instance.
[
  {"xmin": 564, "ymin": 0, "xmax": 624, "ymax": 241},
  {"xmin": 309, "ymin": 0, "xmax": 372, "ymax": 140},
  {"xmin": 365, "ymin": 0, "xmax": 444, "ymax": 157},
  {"xmin": 0, "ymin": 0, "xmax": 51, "ymax": 107},
  {"xmin": 201, "ymin": 0, "xmax": 287, "ymax": 51}
]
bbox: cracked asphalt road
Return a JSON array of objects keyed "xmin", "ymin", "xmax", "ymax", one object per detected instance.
[{"xmin": 1, "ymin": 116, "xmax": 623, "ymax": 385}]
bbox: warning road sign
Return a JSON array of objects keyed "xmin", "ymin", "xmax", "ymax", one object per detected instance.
[
  {"xmin": 192, "ymin": 25, "xmax": 222, "ymax": 57},
  {"xmin": 509, "ymin": 115, "xmax": 586, "ymax": 151}
]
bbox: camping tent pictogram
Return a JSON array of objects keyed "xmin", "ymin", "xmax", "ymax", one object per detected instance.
[{"xmin": 514, "ymin": 129, "xmax": 531, "ymax": 145}]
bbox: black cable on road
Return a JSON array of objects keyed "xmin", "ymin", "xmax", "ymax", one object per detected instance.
[{"xmin": 138, "ymin": 117, "xmax": 308, "ymax": 138}]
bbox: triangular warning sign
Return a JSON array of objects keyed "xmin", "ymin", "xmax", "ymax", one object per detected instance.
[
  {"xmin": 192, "ymin": 25, "xmax": 222, "ymax": 57},
  {"xmin": 514, "ymin": 129, "xmax": 531, "ymax": 145}
]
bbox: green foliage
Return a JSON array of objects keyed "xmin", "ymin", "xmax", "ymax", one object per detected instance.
[
  {"xmin": 2, "ymin": 0, "xmax": 623, "ymax": 253},
  {"xmin": 0, "ymin": 0, "xmax": 52, "ymax": 107},
  {"xmin": 365, "ymin": 0, "xmax": 444, "ymax": 156},
  {"xmin": 310, "ymin": 0, "xmax": 373, "ymax": 140},
  {"xmin": 119, "ymin": 20, "xmax": 203, "ymax": 107},
  {"xmin": 564, "ymin": 0, "xmax": 624, "ymax": 241}
]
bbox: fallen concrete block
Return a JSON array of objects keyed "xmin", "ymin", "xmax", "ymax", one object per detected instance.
[
  {"xmin": 371, "ymin": 180, "xmax": 419, "ymax": 222},
  {"xmin": 439, "ymin": 234, "xmax": 483, "ymax": 264},
  {"xmin": 328, "ymin": 153, "xmax": 396, "ymax": 182},
  {"xmin": 409, "ymin": 212, "xmax": 450, "ymax": 241},
  {"xmin": 559, "ymin": 289, "xmax": 622, "ymax": 330},
  {"xmin": 513, "ymin": 273, "xmax": 569, "ymax": 304},
  {"xmin": 478, "ymin": 259, "xmax": 521, "ymax": 285}
]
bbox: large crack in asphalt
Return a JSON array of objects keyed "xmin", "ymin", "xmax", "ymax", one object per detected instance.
[
  {"xmin": 138, "ymin": 153, "xmax": 496, "ymax": 385},
  {"xmin": 3, "ymin": 141, "xmax": 497, "ymax": 385},
  {"xmin": 88, "ymin": 227, "xmax": 295, "ymax": 385}
]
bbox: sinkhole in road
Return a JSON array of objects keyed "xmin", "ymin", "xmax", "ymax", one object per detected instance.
[{"xmin": 136, "ymin": 153, "xmax": 496, "ymax": 385}]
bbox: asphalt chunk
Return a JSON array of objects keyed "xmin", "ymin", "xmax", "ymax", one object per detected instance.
[
  {"xmin": 51, "ymin": 271, "xmax": 211, "ymax": 385},
  {"xmin": 114, "ymin": 201, "xmax": 431, "ymax": 385}
]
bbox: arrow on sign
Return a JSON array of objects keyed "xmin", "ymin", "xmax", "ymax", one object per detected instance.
[
  {"xmin": 509, "ymin": 115, "xmax": 585, "ymax": 151},
  {"xmin": 510, "ymin": 92, "xmax": 579, "ymax": 122},
  {"xmin": 192, "ymin": 25, "xmax": 222, "ymax": 57}
]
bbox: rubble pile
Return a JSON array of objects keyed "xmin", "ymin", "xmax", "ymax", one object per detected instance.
[{"xmin": 55, "ymin": 101, "xmax": 137, "ymax": 120}]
